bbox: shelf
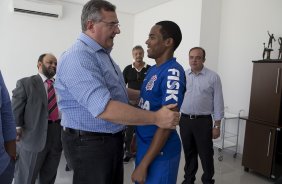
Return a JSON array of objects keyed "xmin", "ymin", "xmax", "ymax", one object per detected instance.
[
  {"xmin": 223, "ymin": 131, "xmax": 237, "ymax": 138},
  {"xmin": 224, "ymin": 112, "xmax": 238, "ymax": 119},
  {"xmin": 214, "ymin": 139, "xmax": 237, "ymax": 149}
]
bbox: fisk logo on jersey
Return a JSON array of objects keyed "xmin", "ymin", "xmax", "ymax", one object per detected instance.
[
  {"xmin": 146, "ymin": 75, "xmax": 157, "ymax": 91},
  {"xmin": 166, "ymin": 68, "xmax": 180, "ymax": 102}
]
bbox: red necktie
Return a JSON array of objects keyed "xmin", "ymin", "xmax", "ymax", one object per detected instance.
[{"xmin": 46, "ymin": 79, "xmax": 59, "ymax": 122}]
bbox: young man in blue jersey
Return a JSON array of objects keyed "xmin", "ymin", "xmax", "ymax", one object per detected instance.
[{"xmin": 131, "ymin": 21, "xmax": 186, "ymax": 184}]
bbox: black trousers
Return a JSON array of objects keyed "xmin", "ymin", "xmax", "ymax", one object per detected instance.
[
  {"xmin": 62, "ymin": 129, "xmax": 124, "ymax": 184},
  {"xmin": 124, "ymin": 125, "xmax": 135, "ymax": 157},
  {"xmin": 32, "ymin": 122, "xmax": 62, "ymax": 184},
  {"xmin": 179, "ymin": 116, "xmax": 215, "ymax": 184}
]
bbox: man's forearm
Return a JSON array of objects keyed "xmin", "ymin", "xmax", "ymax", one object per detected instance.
[
  {"xmin": 98, "ymin": 100, "xmax": 179, "ymax": 129},
  {"xmin": 98, "ymin": 100, "xmax": 155, "ymax": 125}
]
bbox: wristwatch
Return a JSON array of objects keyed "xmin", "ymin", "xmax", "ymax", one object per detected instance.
[{"xmin": 213, "ymin": 125, "xmax": 220, "ymax": 129}]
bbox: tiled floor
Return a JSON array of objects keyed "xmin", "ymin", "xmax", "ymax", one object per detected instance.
[{"xmin": 54, "ymin": 148, "xmax": 274, "ymax": 184}]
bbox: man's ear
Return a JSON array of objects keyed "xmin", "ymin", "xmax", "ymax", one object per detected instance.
[
  {"xmin": 165, "ymin": 38, "xmax": 174, "ymax": 48},
  {"xmin": 86, "ymin": 20, "xmax": 95, "ymax": 32},
  {"xmin": 37, "ymin": 62, "xmax": 41, "ymax": 69}
]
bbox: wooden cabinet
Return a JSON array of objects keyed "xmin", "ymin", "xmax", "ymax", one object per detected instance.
[
  {"xmin": 242, "ymin": 120, "xmax": 277, "ymax": 177},
  {"xmin": 248, "ymin": 62, "xmax": 282, "ymax": 126},
  {"xmin": 242, "ymin": 60, "xmax": 282, "ymax": 179}
]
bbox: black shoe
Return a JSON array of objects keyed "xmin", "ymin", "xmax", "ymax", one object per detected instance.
[{"xmin": 123, "ymin": 156, "xmax": 131, "ymax": 163}]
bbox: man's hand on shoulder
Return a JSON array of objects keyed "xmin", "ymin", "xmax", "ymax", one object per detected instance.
[{"xmin": 155, "ymin": 104, "xmax": 180, "ymax": 129}]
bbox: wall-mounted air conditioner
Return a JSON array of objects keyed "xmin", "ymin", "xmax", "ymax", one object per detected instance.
[{"xmin": 12, "ymin": 0, "xmax": 63, "ymax": 19}]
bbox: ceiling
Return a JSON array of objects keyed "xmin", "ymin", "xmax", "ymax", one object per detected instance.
[{"xmin": 57, "ymin": 0, "xmax": 173, "ymax": 14}]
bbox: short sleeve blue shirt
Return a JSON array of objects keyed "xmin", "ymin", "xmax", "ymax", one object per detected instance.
[{"xmin": 136, "ymin": 58, "xmax": 186, "ymax": 160}]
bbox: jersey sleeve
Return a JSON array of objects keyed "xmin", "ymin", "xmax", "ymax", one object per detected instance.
[{"xmin": 161, "ymin": 65, "xmax": 186, "ymax": 109}]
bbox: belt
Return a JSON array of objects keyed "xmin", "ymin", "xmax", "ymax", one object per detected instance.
[
  {"xmin": 48, "ymin": 119, "xmax": 61, "ymax": 124},
  {"xmin": 63, "ymin": 127, "xmax": 123, "ymax": 137},
  {"xmin": 181, "ymin": 113, "xmax": 211, "ymax": 119}
]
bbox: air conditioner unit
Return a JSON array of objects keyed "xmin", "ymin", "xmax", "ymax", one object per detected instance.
[{"xmin": 12, "ymin": 0, "xmax": 63, "ymax": 19}]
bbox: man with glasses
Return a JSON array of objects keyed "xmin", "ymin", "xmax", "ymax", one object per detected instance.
[
  {"xmin": 179, "ymin": 47, "xmax": 224, "ymax": 184},
  {"xmin": 12, "ymin": 53, "xmax": 62, "ymax": 184},
  {"xmin": 54, "ymin": 0, "xmax": 180, "ymax": 184},
  {"xmin": 123, "ymin": 45, "xmax": 151, "ymax": 163}
]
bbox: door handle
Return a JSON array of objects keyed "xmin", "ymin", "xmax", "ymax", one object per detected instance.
[
  {"xmin": 275, "ymin": 68, "xmax": 281, "ymax": 94},
  {"xmin": 267, "ymin": 130, "xmax": 272, "ymax": 157}
]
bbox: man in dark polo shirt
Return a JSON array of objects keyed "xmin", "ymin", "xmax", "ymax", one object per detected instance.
[{"xmin": 123, "ymin": 45, "xmax": 151, "ymax": 163}]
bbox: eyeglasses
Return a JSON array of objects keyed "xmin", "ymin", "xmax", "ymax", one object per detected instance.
[{"xmin": 100, "ymin": 20, "xmax": 120, "ymax": 29}]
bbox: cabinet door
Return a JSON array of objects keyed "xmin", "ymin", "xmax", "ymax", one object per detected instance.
[
  {"xmin": 249, "ymin": 63, "xmax": 282, "ymax": 125},
  {"xmin": 272, "ymin": 129, "xmax": 282, "ymax": 179},
  {"xmin": 242, "ymin": 121, "xmax": 276, "ymax": 177}
]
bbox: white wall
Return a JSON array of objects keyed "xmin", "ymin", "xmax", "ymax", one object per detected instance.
[
  {"xmin": 133, "ymin": 0, "xmax": 202, "ymax": 69},
  {"xmin": 200, "ymin": 0, "xmax": 222, "ymax": 71},
  {"xmin": 218, "ymin": 0, "xmax": 282, "ymax": 114},
  {"xmin": 113, "ymin": 12, "xmax": 134, "ymax": 70},
  {"xmin": 217, "ymin": 0, "xmax": 282, "ymax": 153},
  {"xmin": 0, "ymin": 0, "xmax": 134, "ymax": 93},
  {"xmin": 0, "ymin": 0, "xmax": 80, "ymax": 93}
]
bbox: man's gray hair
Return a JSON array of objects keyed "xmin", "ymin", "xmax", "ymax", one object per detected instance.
[{"xmin": 81, "ymin": 0, "xmax": 116, "ymax": 32}]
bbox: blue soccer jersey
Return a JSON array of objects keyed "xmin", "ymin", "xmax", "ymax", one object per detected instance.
[{"xmin": 136, "ymin": 57, "xmax": 186, "ymax": 161}]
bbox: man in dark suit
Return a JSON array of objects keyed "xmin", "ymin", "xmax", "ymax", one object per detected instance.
[{"xmin": 12, "ymin": 53, "xmax": 62, "ymax": 184}]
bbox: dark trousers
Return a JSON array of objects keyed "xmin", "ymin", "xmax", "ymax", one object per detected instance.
[
  {"xmin": 32, "ymin": 122, "xmax": 62, "ymax": 184},
  {"xmin": 124, "ymin": 125, "xmax": 135, "ymax": 157},
  {"xmin": 62, "ymin": 129, "xmax": 124, "ymax": 184},
  {"xmin": 179, "ymin": 116, "xmax": 215, "ymax": 184}
]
